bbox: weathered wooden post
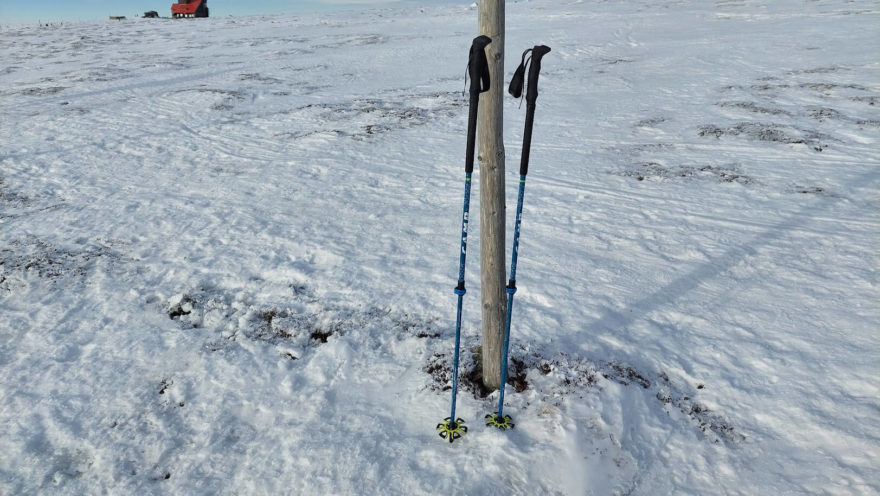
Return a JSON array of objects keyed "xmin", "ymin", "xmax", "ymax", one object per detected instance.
[{"xmin": 478, "ymin": 0, "xmax": 506, "ymax": 391}]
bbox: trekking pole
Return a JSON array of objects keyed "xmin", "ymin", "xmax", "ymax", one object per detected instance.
[
  {"xmin": 486, "ymin": 45, "xmax": 551, "ymax": 431},
  {"xmin": 437, "ymin": 34, "xmax": 492, "ymax": 444}
]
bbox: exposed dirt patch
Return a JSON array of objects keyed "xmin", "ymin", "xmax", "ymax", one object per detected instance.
[
  {"xmin": 807, "ymin": 107, "xmax": 846, "ymax": 122},
  {"xmin": 634, "ymin": 116, "xmax": 667, "ymax": 128},
  {"xmin": 239, "ymin": 73, "xmax": 284, "ymax": 84},
  {"xmin": 392, "ymin": 312, "xmax": 442, "ymax": 339},
  {"xmin": 158, "ymin": 379, "xmax": 173, "ymax": 395},
  {"xmin": 167, "ymin": 295, "xmax": 194, "ymax": 320},
  {"xmin": 20, "ymin": 86, "xmax": 66, "ymax": 96},
  {"xmin": 279, "ymin": 90, "xmax": 468, "ymax": 140},
  {"xmin": 618, "ymin": 161, "xmax": 755, "ymax": 185},
  {"xmin": 424, "ymin": 348, "xmax": 744, "ymax": 445},
  {"xmin": 0, "ymin": 236, "xmax": 126, "ymax": 293},
  {"xmin": 310, "ymin": 329, "xmax": 334, "ymax": 343},
  {"xmin": 654, "ymin": 372, "xmax": 743, "ymax": 443},
  {"xmin": 717, "ymin": 101, "xmax": 793, "ymax": 116},
  {"xmin": 698, "ymin": 122, "xmax": 831, "ymax": 151},
  {"xmin": 424, "ymin": 346, "xmax": 529, "ymax": 399},
  {"xmin": 602, "ymin": 361, "xmax": 651, "ymax": 389},
  {"xmin": 0, "ymin": 177, "xmax": 31, "ymax": 208},
  {"xmin": 850, "ymin": 96, "xmax": 876, "ymax": 106}
]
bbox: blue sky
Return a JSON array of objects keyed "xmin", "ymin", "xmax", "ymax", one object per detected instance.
[{"xmin": 0, "ymin": 0, "xmax": 443, "ymax": 24}]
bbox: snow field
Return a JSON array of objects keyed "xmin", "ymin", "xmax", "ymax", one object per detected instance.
[{"xmin": 1, "ymin": 0, "xmax": 879, "ymax": 494}]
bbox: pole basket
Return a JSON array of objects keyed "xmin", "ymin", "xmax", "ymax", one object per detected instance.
[
  {"xmin": 485, "ymin": 413, "xmax": 515, "ymax": 430},
  {"xmin": 436, "ymin": 417, "xmax": 468, "ymax": 443}
]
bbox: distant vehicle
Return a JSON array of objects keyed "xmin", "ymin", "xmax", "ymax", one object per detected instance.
[
  {"xmin": 171, "ymin": 0, "xmax": 208, "ymax": 18},
  {"xmin": 143, "ymin": 11, "xmax": 159, "ymax": 18}
]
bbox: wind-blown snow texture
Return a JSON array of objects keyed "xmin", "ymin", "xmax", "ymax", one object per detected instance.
[{"xmin": 1, "ymin": 1, "xmax": 878, "ymax": 494}]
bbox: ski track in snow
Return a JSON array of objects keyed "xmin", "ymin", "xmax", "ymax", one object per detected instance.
[{"xmin": 1, "ymin": 1, "xmax": 878, "ymax": 494}]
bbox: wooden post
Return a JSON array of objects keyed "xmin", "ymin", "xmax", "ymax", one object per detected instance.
[{"xmin": 478, "ymin": 0, "xmax": 506, "ymax": 391}]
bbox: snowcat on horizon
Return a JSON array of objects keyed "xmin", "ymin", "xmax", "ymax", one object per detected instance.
[{"xmin": 172, "ymin": 0, "xmax": 208, "ymax": 18}]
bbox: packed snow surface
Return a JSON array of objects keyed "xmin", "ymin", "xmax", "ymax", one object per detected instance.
[{"xmin": 1, "ymin": 0, "xmax": 878, "ymax": 494}]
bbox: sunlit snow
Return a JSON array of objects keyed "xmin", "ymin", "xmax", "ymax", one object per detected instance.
[{"xmin": 1, "ymin": 1, "xmax": 878, "ymax": 494}]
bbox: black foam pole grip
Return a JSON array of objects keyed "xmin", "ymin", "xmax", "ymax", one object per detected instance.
[
  {"xmin": 519, "ymin": 109, "xmax": 535, "ymax": 176},
  {"xmin": 520, "ymin": 45, "xmax": 550, "ymax": 176},
  {"xmin": 525, "ymin": 45, "xmax": 551, "ymax": 105},
  {"xmin": 465, "ymin": 35, "xmax": 492, "ymax": 173},
  {"xmin": 469, "ymin": 35, "xmax": 492, "ymax": 95},
  {"xmin": 465, "ymin": 93, "xmax": 479, "ymax": 173}
]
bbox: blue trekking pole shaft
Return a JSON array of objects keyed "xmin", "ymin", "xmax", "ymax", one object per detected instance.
[
  {"xmin": 437, "ymin": 35, "xmax": 491, "ymax": 443},
  {"xmin": 496, "ymin": 175, "xmax": 526, "ymax": 416},
  {"xmin": 449, "ymin": 170, "xmax": 471, "ymax": 421},
  {"xmin": 489, "ymin": 44, "xmax": 550, "ymax": 428}
]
